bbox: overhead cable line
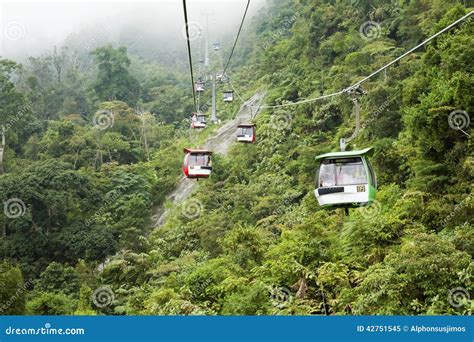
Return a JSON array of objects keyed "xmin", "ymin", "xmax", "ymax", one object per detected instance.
[
  {"xmin": 182, "ymin": 0, "xmax": 198, "ymax": 111},
  {"xmin": 253, "ymin": 10, "xmax": 473, "ymax": 109},
  {"xmin": 216, "ymin": 47, "xmax": 247, "ymax": 103},
  {"xmin": 348, "ymin": 10, "xmax": 474, "ymax": 91},
  {"xmin": 222, "ymin": 0, "xmax": 251, "ymax": 78}
]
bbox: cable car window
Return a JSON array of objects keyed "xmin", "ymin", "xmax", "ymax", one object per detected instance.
[
  {"xmin": 238, "ymin": 127, "xmax": 252, "ymax": 135},
  {"xmin": 188, "ymin": 154, "xmax": 211, "ymax": 167},
  {"xmin": 319, "ymin": 157, "xmax": 367, "ymax": 187},
  {"xmin": 366, "ymin": 158, "xmax": 377, "ymax": 188},
  {"xmin": 319, "ymin": 162, "xmax": 336, "ymax": 187}
]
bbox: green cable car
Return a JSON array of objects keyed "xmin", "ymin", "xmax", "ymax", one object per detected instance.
[{"xmin": 314, "ymin": 147, "xmax": 377, "ymax": 208}]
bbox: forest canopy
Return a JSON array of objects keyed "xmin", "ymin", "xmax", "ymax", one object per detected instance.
[{"xmin": 0, "ymin": 0, "xmax": 472, "ymax": 316}]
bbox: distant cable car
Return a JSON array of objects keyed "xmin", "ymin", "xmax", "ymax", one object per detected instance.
[
  {"xmin": 195, "ymin": 81, "xmax": 205, "ymax": 92},
  {"xmin": 314, "ymin": 147, "xmax": 377, "ymax": 208},
  {"xmin": 237, "ymin": 123, "xmax": 256, "ymax": 143},
  {"xmin": 216, "ymin": 73, "xmax": 229, "ymax": 83},
  {"xmin": 183, "ymin": 148, "xmax": 213, "ymax": 179},
  {"xmin": 191, "ymin": 112, "xmax": 207, "ymax": 129},
  {"xmin": 223, "ymin": 90, "xmax": 234, "ymax": 102},
  {"xmin": 224, "ymin": 90, "xmax": 234, "ymax": 102},
  {"xmin": 213, "ymin": 43, "xmax": 220, "ymax": 51}
]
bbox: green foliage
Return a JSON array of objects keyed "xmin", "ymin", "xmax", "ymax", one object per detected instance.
[
  {"xmin": 91, "ymin": 46, "xmax": 140, "ymax": 106},
  {"xmin": 0, "ymin": 263, "xmax": 27, "ymax": 315},
  {"xmin": 350, "ymin": 234, "xmax": 472, "ymax": 314},
  {"xmin": 35, "ymin": 262, "xmax": 80, "ymax": 296},
  {"xmin": 1, "ymin": 0, "xmax": 472, "ymax": 316},
  {"xmin": 221, "ymin": 226, "xmax": 268, "ymax": 268},
  {"xmin": 142, "ymin": 1, "xmax": 472, "ymax": 315},
  {"xmin": 26, "ymin": 292, "xmax": 75, "ymax": 315}
]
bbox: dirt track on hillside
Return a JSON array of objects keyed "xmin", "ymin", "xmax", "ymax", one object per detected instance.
[{"xmin": 151, "ymin": 92, "xmax": 264, "ymax": 228}]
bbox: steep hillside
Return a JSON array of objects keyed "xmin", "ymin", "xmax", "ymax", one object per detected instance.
[
  {"xmin": 131, "ymin": 0, "xmax": 473, "ymax": 315},
  {"xmin": 0, "ymin": 0, "xmax": 472, "ymax": 316}
]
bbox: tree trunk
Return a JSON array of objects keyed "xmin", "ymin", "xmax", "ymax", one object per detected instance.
[{"xmin": 295, "ymin": 277, "xmax": 308, "ymax": 299}]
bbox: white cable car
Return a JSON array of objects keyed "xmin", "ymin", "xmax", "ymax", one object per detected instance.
[
  {"xmin": 213, "ymin": 43, "xmax": 220, "ymax": 51},
  {"xmin": 237, "ymin": 123, "xmax": 256, "ymax": 143},
  {"xmin": 223, "ymin": 91, "xmax": 234, "ymax": 102},
  {"xmin": 314, "ymin": 148, "xmax": 377, "ymax": 209},
  {"xmin": 182, "ymin": 148, "xmax": 213, "ymax": 179},
  {"xmin": 191, "ymin": 112, "xmax": 207, "ymax": 129},
  {"xmin": 195, "ymin": 81, "xmax": 205, "ymax": 92}
]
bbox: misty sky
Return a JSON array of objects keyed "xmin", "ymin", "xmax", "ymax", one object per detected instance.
[{"xmin": 0, "ymin": 0, "xmax": 265, "ymax": 59}]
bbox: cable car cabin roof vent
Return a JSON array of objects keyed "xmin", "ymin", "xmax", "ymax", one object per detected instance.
[
  {"xmin": 183, "ymin": 148, "xmax": 213, "ymax": 154},
  {"xmin": 315, "ymin": 147, "xmax": 373, "ymax": 161}
]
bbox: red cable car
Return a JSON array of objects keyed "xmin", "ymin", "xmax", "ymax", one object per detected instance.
[
  {"xmin": 182, "ymin": 148, "xmax": 213, "ymax": 179},
  {"xmin": 237, "ymin": 124, "xmax": 256, "ymax": 143}
]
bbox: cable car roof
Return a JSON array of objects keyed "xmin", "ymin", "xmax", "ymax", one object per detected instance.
[
  {"xmin": 184, "ymin": 148, "xmax": 213, "ymax": 154},
  {"xmin": 315, "ymin": 147, "xmax": 373, "ymax": 161},
  {"xmin": 237, "ymin": 123, "xmax": 255, "ymax": 128}
]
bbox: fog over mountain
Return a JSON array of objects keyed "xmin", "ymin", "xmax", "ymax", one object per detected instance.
[{"xmin": 0, "ymin": 0, "xmax": 265, "ymax": 59}]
